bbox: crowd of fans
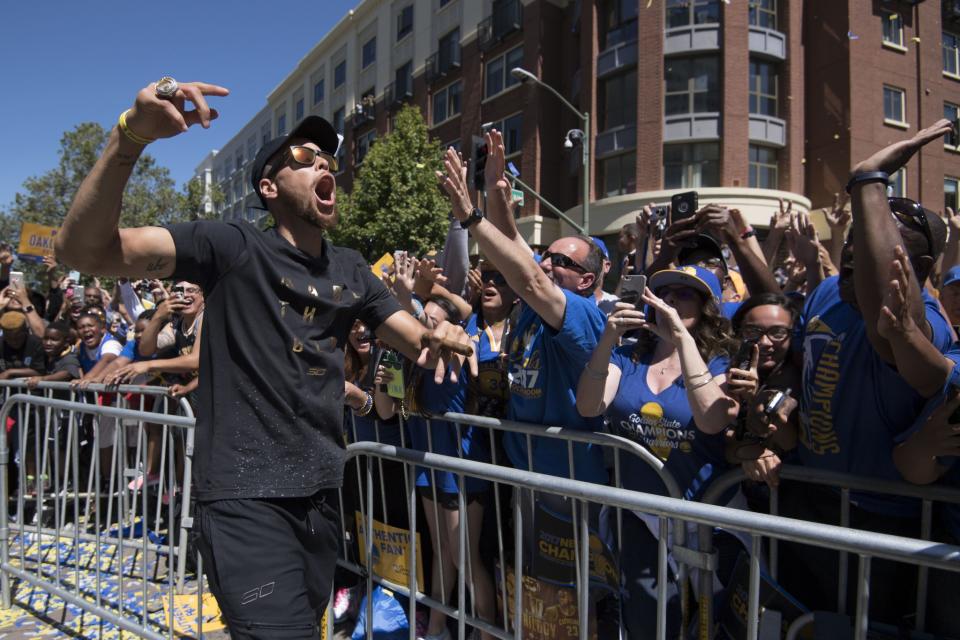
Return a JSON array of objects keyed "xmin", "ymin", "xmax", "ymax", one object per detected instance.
[{"xmin": 3, "ymin": 120, "xmax": 960, "ymax": 639}]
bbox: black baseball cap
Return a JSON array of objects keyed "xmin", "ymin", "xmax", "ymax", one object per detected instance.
[
  {"xmin": 677, "ymin": 233, "xmax": 729, "ymax": 274},
  {"xmin": 250, "ymin": 115, "xmax": 340, "ymax": 209}
]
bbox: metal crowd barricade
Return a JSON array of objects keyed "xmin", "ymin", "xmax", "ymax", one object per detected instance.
[
  {"xmin": 698, "ymin": 465, "xmax": 960, "ymax": 639},
  {"xmin": 0, "ymin": 384, "xmax": 199, "ymax": 639},
  {"xmin": 344, "ymin": 442, "xmax": 960, "ymax": 640}
]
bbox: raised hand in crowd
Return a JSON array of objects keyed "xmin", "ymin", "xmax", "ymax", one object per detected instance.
[
  {"xmin": 740, "ymin": 387, "xmax": 798, "ymax": 488},
  {"xmin": 878, "ymin": 246, "xmax": 953, "ymax": 397},
  {"xmin": 726, "ymin": 343, "xmax": 760, "ymax": 405},
  {"xmin": 943, "ymin": 207, "xmax": 960, "ymax": 274},
  {"xmin": 763, "ymin": 197, "xmax": 794, "ymax": 265},
  {"xmin": 465, "ymin": 266, "xmax": 483, "ymax": 307},
  {"xmin": 822, "ymin": 192, "xmax": 850, "ymax": 270},
  {"xmin": 416, "ymin": 256, "xmax": 446, "ymax": 286},
  {"xmin": 392, "ymin": 250, "xmax": 419, "ymax": 316},
  {"xmin": 894, "ymin": 389, "xmax": 960, "ymax": 485},
  {"xmin": 154, "ymin": 295, "xmax": 190, "ymax": 322},
  {"xmin": 786, "ymin": 210, "xmax": 825, "ymax": 293}
]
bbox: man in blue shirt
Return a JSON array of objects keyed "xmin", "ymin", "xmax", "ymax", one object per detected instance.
[{"xmin": 780, "ymin": 120, "xmax": 955, "ymax": 625}]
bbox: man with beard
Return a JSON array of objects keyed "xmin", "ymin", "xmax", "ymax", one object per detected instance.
[
  {"xmin": 780, "ymin": 120, "xmax": 954, "ymax": 626},
  {"xmin": 55, "ymin": 78, "xmax": 471, "ymax": 639}
]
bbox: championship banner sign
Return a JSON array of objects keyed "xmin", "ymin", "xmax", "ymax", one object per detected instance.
[
  {"xmin": 531, "ymin": 504, "xmax": 619, "ymax": 593},
  {"xmin": 355, "ymin": 512, "xmax": 425, "ymax": 587},
  {"xmin": 17, "ymin": 222, "xmax": 58, "ymax": 260},
  {"xmin": 496, "ymin": 562, "xmax": 597, "ymax": 640}
]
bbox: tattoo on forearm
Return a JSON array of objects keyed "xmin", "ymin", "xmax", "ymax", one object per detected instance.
[{"xmin": 146, "ymin": 258, "xmax": 168, "ymax": 273}]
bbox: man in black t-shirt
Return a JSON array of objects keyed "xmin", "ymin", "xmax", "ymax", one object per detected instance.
[
  {"xmin": 56, "ymin": 79, "xmax": 472, "ymax": 639},
  {"xmin": 0, "ymin": 311, "xmax": 44, "ymax": 380}
]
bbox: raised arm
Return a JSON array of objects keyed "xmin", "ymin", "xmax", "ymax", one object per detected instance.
[
  {"xmin": 849, "ymin": 120, "xmax": 952, "ymax": 361},
  {"xmin": 55, "ymin": 81, "xmax": 228, "ymax": 277},
  {"xmin": 438, "ymin": 146, "xmax": 567, "ymax": 329},
  {"xmin": 822, "ymin": 193, "xmax": 851, "ymax": 271},
  {"xmin": 481, "ymin": 130, "xmax": 533, "ymax": 256}
]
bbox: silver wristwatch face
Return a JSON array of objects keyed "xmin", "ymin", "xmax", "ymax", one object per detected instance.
[{"xmin": 155, "ymin": 76, "xmax": 178, "ymax": 98}]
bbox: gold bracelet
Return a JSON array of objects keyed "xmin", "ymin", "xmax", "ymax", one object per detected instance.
[
  {"xmin": 688, "ymin": 376, "xmax": 715, "ymax": 391},
  {"xmin": 687, "ymin": 370, "xmax": 712, "ymax": 382},
  {"xmin": 118, "ymin": 109, "xmax": 155, "ymax": 146}
]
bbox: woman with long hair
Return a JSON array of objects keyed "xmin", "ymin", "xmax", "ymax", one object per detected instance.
[{"xmin": 576, "ymin": 266, "xmax": 740, "ymax": 639}]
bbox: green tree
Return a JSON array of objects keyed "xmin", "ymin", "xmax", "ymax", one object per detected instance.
[
  {"xmin": 178, "ymin": 176, "xmax": 225, "ymax": 221},
  {"xmin": 330, "ymin": 105, "xmax": 450, "ymax": 261}
]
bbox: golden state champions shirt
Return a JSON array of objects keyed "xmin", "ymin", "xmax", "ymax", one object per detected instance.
[
  {"xmin": 798, "ymin": 275, "xmax": 953, "ymax": 514},
  {"xmin": 164, "ymin": 221, "xmax": 401, "ymax": 501},
  {"xmin": 606, "ymin": 347, "xmax": 730, "ymax": 500}
]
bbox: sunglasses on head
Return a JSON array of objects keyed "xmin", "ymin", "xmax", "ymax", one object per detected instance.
[
  {"xmin": 888, "ymin": 197, "xmax": 934, "ymax": 257},
  {"xmin": 545, "ymin": 252, "xmax": 587, "ymax": 273},
  {"xmin": 268, "ymin": 145, "xmax": 339, "ymax": 177},
  {"xmin": 481, "ymin": 271, "xmax": 508, "ymax": 287}
]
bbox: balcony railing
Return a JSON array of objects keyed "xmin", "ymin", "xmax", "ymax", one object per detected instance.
[
  {"xmin": 385, "ymin": 81, "xmax": 413, "ymax": 110},
  {"xmin": 426, "ymin": 43, "xmax": 461, "ymax": 84},
  {"xmin": 478, "ymin": 0, "xmax": 523, "ymax": 52},
  {"xmin": 351, "ymin": 95, "xmax": 376, "ymax": 128}
]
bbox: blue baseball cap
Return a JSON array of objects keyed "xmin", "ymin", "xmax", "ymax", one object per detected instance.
[
  {"xmin": 943, "ymin": 265, "xmax": 960, "ymax": 288},
  {"xmin": 590, "ymin": 236, "xmax": 610, "ymax": 259},
  {"xmin": 649, "ymin": 265, "xmax": 722, "ymax": 301}
]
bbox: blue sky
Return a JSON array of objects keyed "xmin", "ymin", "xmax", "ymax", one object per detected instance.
[{"xmin": 0, "ymin": 0, "xmax": 358, "ymax": 210}]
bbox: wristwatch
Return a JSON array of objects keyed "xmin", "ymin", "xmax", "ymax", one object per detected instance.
[
  {"xmin": 23, "ymin": 306, "xmax": 34, "ymax": 314},
  {"xmin": 461, "ymin": 207, "xmax": 484, "ymax": 229}
]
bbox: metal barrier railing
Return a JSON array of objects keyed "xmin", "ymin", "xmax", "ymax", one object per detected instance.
[
  {"xmin": 344, "ymin": 442, "xmax": 960, "ymax": 640},
  {"xmin": 0, "ymin": 387, "xmax": 199, "ymax": 639},
  {"xmin": 698, "ymin": 465, "xmax": 960, "ymax": 639}
]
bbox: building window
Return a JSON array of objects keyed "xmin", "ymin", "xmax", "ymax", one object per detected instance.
[
  {"xmin": 432, "ymin": 80, "xmax": 462, "ymax": 125},
  {"xmin": 247, "ymin": 137, "xmax": 256, "ymax": 167},
  {"xmin": 444, "ymin": 139, "xmax": 461, "ymax": 152},
  {"xmin": 946, "ymin": 103, "xmax": 960, "ymax": 150},
  {"xmin": 235, "ymin": 150, "xmax": 244, "ymax": 173},
  {"xmin": 663, "ymin": 142, "xmax": 720, "ymax": 188},
  {"xmin": 748, "ymin": 145, "xmax": 778, "ymax": 189},
  {"xmin": 946, "ymin": 177, "xmax": 959, "ymax": 213},
  {"xmin": 397, "ymin": 5, "xmax": 413, "ymax": 40},
  {"xmin": 277, "ymin": 113, "xmax": 287, "ymax": 137},
  {"xmin": 396, "ymin": 61, "xmax": 413, "ymax": 98},
  {"xmin": 888, "ymin": 168, "xmax": 906, "ymax": 197},
  {"xmin": 313, "ymin": 79, "xmax": 325, "ymax": 105},
  {"xmin": 945, "ymin": 32, "xmax": 960, "ymax": 77},
  {"xmin": 488, "ymin": 114, "xmax": 523, "ymax": 156},
  {"xmin": 486, "ymin": 45, "xmax": 524, "ymax": 98},
  {"xmin": 261, "ymin": 121, "xmax": 271, "ymax": 146},
  {"xmin": 882, "ymin": 11, "xmax": 903, "ymax": 48},
  {"xmin": 295, "ymin": 98, "xmax": 304, "ymax": 122},
  {"xmin": 749, "ymin": 0, "xmax": 776, "ymax": 30},
  {"xmin": 749, "ymin": 60, "xmax": 778, "ymax": 117},
  {"xmin": 883, "ymin": 85, "xmax": 906, "ymax": 125},
  {"xmin": 438, "ymin": 28, "xmax": 461, "ymax": 73},
  {"xmin": 362, "ymin": 37, "xmax": 377, "ymax": 69},
  {"xmin": 600, "ymin": 151, "xmax": 636, "ymax": 197},
  {"xmin": 665, "ymin": 56, "xmax": 720, "ymax": 115},
  {"xmin": 334, "ymin": 61, "xmax": 347, "ymax": 89},
  {"xmin": 599, "ymin": 70, "xmax": 637, "ymax": 130},
  {"xmin": 356, "ymin": 130, "xmax": 376, "ymax": 164},
  {"xmin": 600, "ymin": 0, "xmax": 638, "ymax": 50},
  {"xmin": 666, "ymin": 0, "xmax": 720, "ymax": 29}
]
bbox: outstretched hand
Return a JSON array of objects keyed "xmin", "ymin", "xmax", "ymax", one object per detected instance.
[
  {"xmin": 124, "ymin": 81, "xmax": 230, "ymax": 142},
  {"xmin": 853, "ymin": 119, "xmax": 955, "ymax": 175},
  {"xmin": 437, "ymin": 147, "xmax": 473, "ymax": 221},
  {"xmin": 877, "ymin": 245, "xmax": 920, "ymax": 338},
  {"xmin": 484, "ymin": 129, "xmax": 511, "ymax": 191},
  {"xmin": 417, "ymin": 320, "xmax": 477, "ymax": 384}
]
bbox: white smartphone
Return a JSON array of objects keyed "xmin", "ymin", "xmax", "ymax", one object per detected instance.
[{"xmin": 9, "ymin": 271, "xmax": 23, "ymax": 290}]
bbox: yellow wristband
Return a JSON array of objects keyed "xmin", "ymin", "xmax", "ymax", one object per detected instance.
[{"xmin": 118, "ymin": 109, "xmax": 155, "ymax": 145}]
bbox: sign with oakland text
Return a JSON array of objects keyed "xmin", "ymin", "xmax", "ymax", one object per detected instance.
[{"xmin": 17, "ymin": 222, "xmax": 58, "ymax": 260}]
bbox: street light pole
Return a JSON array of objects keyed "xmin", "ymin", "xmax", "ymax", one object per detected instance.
[{"xmin": 511, "ymin": 67, "xmax": 591, "ymax": 235}]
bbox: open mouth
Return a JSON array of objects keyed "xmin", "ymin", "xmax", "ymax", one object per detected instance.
[{"xmin": 315, "ymin": 174, "xmax": 336, "ymax": 208}]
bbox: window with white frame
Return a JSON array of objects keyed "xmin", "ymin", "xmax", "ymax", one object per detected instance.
[
  {"xmin": 945, "ymin": 103, "xmax": 960, "ymax": 150},
  {"xmin": 946, "ymin": 176, "xmax": 959, "ymax": 213},
  {"xmin": 665, "ymin": 56, "xmax": 720, "ymax": 115},
  {"xmin": 749, "ymin": 145, "xmax": 778, "ymax": 188},
  {"xmin": 432, "ymin": 80, "xmax": 462, "ymax": 125},
  {"xmin": 277, "ymin": 112, "xmax": 287, "ymax": 137},
  {"xmin": 945, "ymin": 32, "xmax": 960, "ymax": 77},
  {"xmin": 749, "ymin": 59, "xmax": 778, "ymax": 117},
  {"xmin": 356, "ymin": 129, "xmax": 376, "ymax": 164},
  {"xmin": 246, "ymin": 137, "xmax": 256, "ymax": 167},
  {"xmin": 883, "ymin": 85, "xmax": 906, "ymax": 125},
  {"xmin": 295, "ymin": 97, "xmax": 304, "ymax": 122},
  {"xmin": 663, "ymin": 142, "xmax": 720, "ymax": 188},
  {"xmin": 261, "ymin": 121, "xmax": 271, "ymax": 146},
  {"xmin": 334, "ymin": 60, "xmax": 347, "ymax": 89},
  {"xmin": 235, "ymin": 149, "xmax": 244, "ymax": 173},
  {"xmin": 485, "ymin": 45, "xmax": 524, "ymax": 98},
  {"xmin": 888, "ymin": 168, "xmax": 906, "ymax": 197},
  {"xmin": 362, "ymin": 37, "xmax": 376, "ymax": 69},
  {"xmin": 748, "ymin": 0, "xmax": 776, "ymax": 30},
  {"xmin": 882, "ymin": 11, "xmax": 903, "ymax": 48}
]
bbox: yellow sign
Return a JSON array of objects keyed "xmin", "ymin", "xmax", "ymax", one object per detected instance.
[
  {"xmin": 371, "ymin": 252, "xmax": 395, "ymax": 277},
  {"xmin": 355, "ymin": 511, "xmax": 425, "ymax": 587},
  {"xmin": 17, "ymin": 222, "xmax": 58, "ymax": 259},
  {"xmin": 162, "ymin": 593, "xmax": 226, "ymax": 635}
]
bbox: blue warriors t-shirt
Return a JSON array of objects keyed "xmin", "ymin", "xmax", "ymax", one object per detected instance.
[
  {"xmin": 504, "ymin": 290, "xmax": 607, "ymax": 483},
  {"xmin": 465, "ymin": 313, "xmax": 510, "ymax": 418},
  {"xmin": 406, "ymin": 367, "xmax": 490, "ymax": 493},
  {"xmin": 798, "ymin": 275, "xmax": 953, "ymax": 515},
  {"xmin": 607, "ymin": 348, "xmax": 730, "ymax": 500}
]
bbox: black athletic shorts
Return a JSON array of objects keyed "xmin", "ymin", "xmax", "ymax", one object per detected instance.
[{"xmin": 192, "ymin": 489, "xmax": 341, "ymax": 639}]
